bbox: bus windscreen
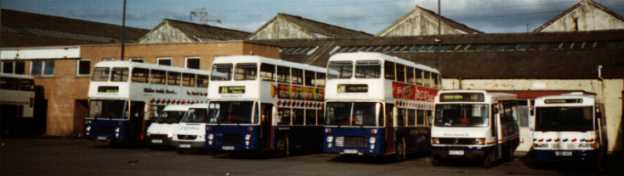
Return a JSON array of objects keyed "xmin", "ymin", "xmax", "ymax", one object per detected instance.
[
  {"xmin": 434, "ymin": 104, "xmax": 489, "ymax": 127},
  {"xmin": 535, "ymin": 107, "xmax": 593, "ymax": 131},
  {"xmin": 326, "ymin": 102, "xmax": 378, "ymax": 126},
  {"xmin": 180, "ymin": 109, "xmax": 209, "ymax": 123},
  {"xmin": 207, "ymin": 101, "xmax": 253, "ymax": 124},
  {"xmin": 90, "ymin": 100, "xmax": 126, "ymax": 119}
]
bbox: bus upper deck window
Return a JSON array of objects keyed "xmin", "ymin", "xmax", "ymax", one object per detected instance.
[
  {"xmin": 167, "ymin": 72, "xmax": 181, "ymax": 85},
  {"xmin": 423, "ymin": 72, "xmax": 432, "ymax": 87},
  {"xmin": 260, "ymin": 63, "xmax": 275, "ymax": 81},
  {"xmin": 211, "ymin": 64, "xmax": 232, "ymax": 81},
  {"xmin": 150, "ymin": 70, "xmax": 166, "ymax": 84},
  {"xmin": 355, "ymin": 60, "xmax": 380, "ymax": 79},
  {"xmin": 197, "ymin": 75, "xmax": 209, "ymax": 88},
  {"xmin": 304, "ymin": 71, "xmax": 314, "ymax": 86},
  {"xmin": 327, "ymin": 61, "xmax": 352, "ymax": 79},
  {"xmin": 182, "ymin": 73, "xmax": 196, "ymax": 87},
  {"xmin": 92, "ymin": 67, "xmax": 110, "ymax": 81},
  {"xmin": 131, "ymin": 68, "xmax": 149, "ymax": 83},
  {"xmin": 416, "ymin": 69, "xmax": 424, "ymax": 86},
  {"xmin": 111, "ymin": 67, "xmax": 129, "ymax": 82},
  {"xmin": 277, "ymin": 66, "xmax": 290, "ymax": 83},
  {"xmin": 313, "ymin": 73, "xmax": 326, "ymax": 87},
  {"xmin": 432, "ymin": 73, "xmax": 440, "ymax": 87},
  {"xmin": 384, "ymin": 61, "xmax": 395, "ymax": 80},
  {"xmin": 396, "ymin": 64, "xmax": 406, "ymax": 82},
  {"xmin": 406, "ymin": 67, "xmax": 415, "ymax": 84},
  {"xmin": 235, "ymin": 63, "xmax": 257, "ymax": 81},
  {"xmin": 291, "ymin": 68, "xmax": 303, "ymax": 85}
]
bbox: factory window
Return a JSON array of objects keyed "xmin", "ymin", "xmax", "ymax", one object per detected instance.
[
  {"xmin": 31, "ymin": 60, "xmax": 55, "ymax": 76},
  {"xmin": 185, "ymin": 57, "xmax": 200, "ymax": 69},
  {"xmin": 157, "ymin": 57, "xmax": 172, "ymax": 66},
  {"xmin": 130, "ymin": 58, "xmax": 144, "ymax": 63},
  {"xmin": 77, "ymin": 60, "xmax": 91, "ymax": 76}
]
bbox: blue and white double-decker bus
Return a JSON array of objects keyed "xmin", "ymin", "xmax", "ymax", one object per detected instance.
[
  {"xmin": 85, "ymin": 61, "xmax": 209, "ymax": 145},
  {"xmin": 205, "ymin": 55, "xmax": 326, "ymax": 156},
  {"xmin": 322, "ymin": 52, "xmax": 440, "ymax": 159}
]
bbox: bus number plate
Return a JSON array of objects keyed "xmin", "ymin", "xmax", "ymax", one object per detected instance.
[
  {"xmin": 97, "ymin": 136, "xmax": 107, "ymax": 140},
  {"xmin": 343, "ymin": 149, "xmax": 358, "ymax": 154},
  {"xmin": 179, "ymin": 144, "xmax": 191, "ymax": 148},
  {"xmin": 222, "ymin": 146, "xmax": 235, "ymax": 151},
  {"xmin": 151, "ymin": 139, "xmax": 163, "ymax": 144},
  {"xmin": 555, "ymin": 151, "xmax": 572, "ymax": 156},
  {"xmin": 449, "ymin": 150, "xmax": 464, "ymax": 156}
]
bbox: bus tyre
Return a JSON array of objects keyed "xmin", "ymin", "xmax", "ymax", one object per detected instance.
[
  {"xmin": 277, "ymin": 135, "xmax": 290, "ymax": 157},
  {"xmin": 395, "ymin": 138, "xmax": 406, "ymax": 161},
  {"xmin": 482, "ymin": 151, "xmax": 495, "ymax": 168}
]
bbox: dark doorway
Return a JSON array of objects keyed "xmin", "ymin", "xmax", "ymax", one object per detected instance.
[{"xmin": 74, "ymin": 100, "xmax": 89, "ymax": 137}]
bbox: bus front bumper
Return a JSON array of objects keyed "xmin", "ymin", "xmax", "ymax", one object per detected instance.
[
  {"xmin": 146, "ymin": 134, "xmax": 173, "ymax": 147},
  {"xmin": 431, "ymin": 146, "xmax": 493, "ymax": 160},
  {"xmin": 531, "ymin": 149, "xmax": 599, "ymax": 161}
]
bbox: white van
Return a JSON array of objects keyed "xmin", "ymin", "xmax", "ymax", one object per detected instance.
[
  {"xmin": 172, "ymin": 103, "xmax": 208, "ymax": 150},
  {"xmin": 431, "ymin": 90, "xmax": 520, "ymax": 167},
  {"xmin": 146, "ymin": 104, "xmax": 190, "ymax": 148}
]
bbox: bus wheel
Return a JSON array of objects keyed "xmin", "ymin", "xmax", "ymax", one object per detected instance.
[
  {"xmin": 482, "ymin": 151, "xmax": 495, "ymax": 168},
  {"xmin": 395, "ymin": 138, "xmax": 406, "ymax": 161},
  {"xmin": 277, "ymin": 135, "xmax": 290, "ymax": 157},
  {"xmin": 504, "ymin": 146, "xmax": 514, "ymax": 162}
]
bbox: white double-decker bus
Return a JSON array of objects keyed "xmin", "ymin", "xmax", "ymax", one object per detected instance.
[
  {"xmin": 205, "ymin": 55, "xmax": 326, "ymax": 155},
  {"xmin": 530, "ymin": 93, "xmax": 607, "ymax": 165},
  {"xmin": 85, "ymin": 61, "xmax": 209, "ymax": 145},
  {"xmin": 431, "ymin": 90, "xmax": 520, "ymax": 167},
  {"xmin": 0, "ymin": 73, "xmax": 35, "ymax": 136},
  {"xmin": 322, "ymin": 52, "xmax": 440, "ymax": 159}
]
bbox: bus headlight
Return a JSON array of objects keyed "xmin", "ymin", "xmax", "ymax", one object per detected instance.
[
  {"xmin": 208, "ymin": 134, "xmax": 214, "ymax": 140},
  {"xmin": 369, "ymin": 137, "xmax": 376, "ymax": 144},
  {"xmin": 114, "ymin": 128, "xmax": 120, "ymax": 133},
  {"xmin": 431, "ymin": 138, "xmax": 439, "ymax": 144},
  {"xmin": 326, "ymin": 136, "xmax": 334, "ymax": 143},
  {"xmin": 86, "ymin": 126, "xmax": 91, "ymax": 132},
  {"xmin": 476, "ymin": 138, "xmax": 486, "ymax": 145},
  {"xmin": 245, "ymin": 134, "xmax": 251, "ymax": 141}
]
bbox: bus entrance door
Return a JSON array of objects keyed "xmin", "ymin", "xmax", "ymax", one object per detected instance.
[{"xmin": 261, "ymin": 103, "xmax": 273, "ymax": 150}]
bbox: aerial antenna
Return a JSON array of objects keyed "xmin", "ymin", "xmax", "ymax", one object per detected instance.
[{"xmin": 190, "ymin": 8, "xmax": 222, "ymax": 24}]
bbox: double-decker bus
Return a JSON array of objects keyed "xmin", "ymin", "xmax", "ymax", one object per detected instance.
[
  {"xmin": 431, "ymin": 90, "xmax": 520, "ymax": 167},
  {"xmin": 205, "ymin": 55, "xmax": 326, "ymax": 156},
  {"xmin": 322, "ymin": 52, "xmax": 440, "ymax": 159},
  {"xmin": 0, "ymin": 73, "xmax": 35, "ymax": 136},
  {"xmin": 85, "ymin": 61, "xmax": 209, "ymax": 145},
  {"xmin": 530, "ymin": 93, "xmax": 607, "ymax": 165}
]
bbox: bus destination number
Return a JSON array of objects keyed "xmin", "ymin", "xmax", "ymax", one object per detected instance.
[
  {"xmin": 219, "ymin": 86, "xmax": 245, "ymax": 94},
  {"xmin": 97, "ymin": 86, "xmax": 119, "ymax": 93},
  {"xmin": 337, "ymin": 84, "xmax": 368, "ymax": 93},
  {"xmin": 544, "ymin": 99, "xmax": 583, "ymax": 104},
  {"xmin": 440, "ymin": 93, "xmax": 484, "ymax": 102}
]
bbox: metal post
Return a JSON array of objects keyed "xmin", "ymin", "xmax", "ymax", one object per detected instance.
[
  {"xmin": 120, "ymin": 0, "xmax": 127, "ymax": 61},
  {"xmin": 438, "ymin": 0, "xmax": 441, "ymax": 35}
]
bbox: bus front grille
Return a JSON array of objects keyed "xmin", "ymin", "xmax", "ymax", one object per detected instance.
[
  {"xmin": 438, "ymin": 138, "xmax": 479, "ymax": 145},
  {"xmin": 222, "ymin": 134, "xmax": 242, "ymax": 146},
  {"xmin": 177, "ymin": 135, "xmax": 197, "ymax": 140},
  {"xmin": 337, "ymin": 136, "xmax": 368, "ymax": 148}
]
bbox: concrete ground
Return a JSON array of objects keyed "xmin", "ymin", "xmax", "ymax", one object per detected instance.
[{"xmin": 0, "ymin": 138, "xmax": 621, "ymax": 176}]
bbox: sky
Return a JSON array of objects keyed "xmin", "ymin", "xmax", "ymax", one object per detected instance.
[{"xmin": 2, "ymin": 0, "xmax": 624, "ymax": 34}]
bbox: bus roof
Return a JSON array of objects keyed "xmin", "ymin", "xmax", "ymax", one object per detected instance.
[
  {"xmin": 212, "ymin": 55, "xmax": 326, "ymax": 73},
  {"xmin": 329, "ymin": 52, "xmax": 440, "ymax": 73},
  {"xmin": 535, "ymin": 93, "xmax": 595, "ymax": 106},
  {"xmin": 0, "ymin": 73, "xmax": 33, "ymax": 79},
  {"xmin": 94, "ymin": 60, "xmax": 210, "ymax": 75}
]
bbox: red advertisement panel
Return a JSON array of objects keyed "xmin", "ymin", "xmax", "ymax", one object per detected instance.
[{"xmin": 392, "ymin": 82, "xmax": 438, "ymax": 102}]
